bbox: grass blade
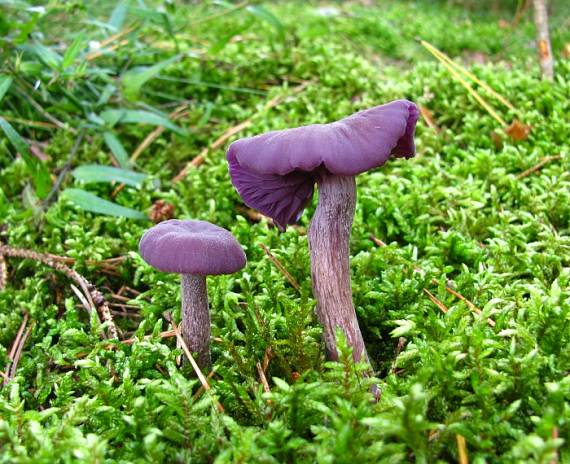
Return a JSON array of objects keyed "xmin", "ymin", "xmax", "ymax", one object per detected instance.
[
  {"xmin": 103, "ymin": 131, "xmax": 130, "ymax": 168},
  {"xmin": 121, "ymin": 55, "xmax": 179, "ymax": 101},
  {"xmin": 100, "ymin": 109, "xmax": 186, "ymax": 135},
  {"xmin": 0, "ymin": 117, "xmax": 52, "ymax": 198},
  {"xmin": 62, "ymin": 33, "xmax": 86, "ymax": 70},
  {"xmin": 61, "ymin": 188, "xmax": 147, "ymax": 220},
  {"xmin": 72, "ymin": 165, "xmax": 147, "ymax": 187},
  {"xmin": 0, "ymin": 75, "xmax": 13, "ymax": 103}
]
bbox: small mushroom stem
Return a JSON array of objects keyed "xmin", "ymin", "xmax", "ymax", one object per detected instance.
[
  {"xmin": 308, "ymin": 172, "xmax": 368, "ymax": 363},
  {"xmin": 181, "ymin": 274, "xmax": 211, "ymax": 369}
]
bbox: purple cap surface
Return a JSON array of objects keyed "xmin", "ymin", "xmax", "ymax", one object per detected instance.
[
  {"xmin": 227, "ymin": 99, "xmax": 419, "ymax": 230},
  {"xmin": 139, "ymin": 220, "xmax": 246, "ymax": 275}
]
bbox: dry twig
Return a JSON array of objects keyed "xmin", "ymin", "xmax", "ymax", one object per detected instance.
[{"xmin": 0, "ymin": 245, "xmax": 117, "ymax": 339}]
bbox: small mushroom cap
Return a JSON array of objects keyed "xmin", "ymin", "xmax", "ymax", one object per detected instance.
[
  {"xmin": 227, "ymin": 99, "xmax": 419, "ymax": 230},
  {"xmin": 139, "ymin": 220, "xmax": 246, "ymax": 275}
]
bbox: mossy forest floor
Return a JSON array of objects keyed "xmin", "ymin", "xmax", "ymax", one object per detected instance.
[{"xmin": 1, "ymin": 1, "xmax": 570, "ymax": 462}]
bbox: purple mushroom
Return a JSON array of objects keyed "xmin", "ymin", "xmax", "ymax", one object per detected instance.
[
  {"xmin": 227, "ymin": 100, "xmax": 418, "ymax": 364},
  {"xmin": 139, "ymin": 219, "xmax": 246, "ymax": 368}
]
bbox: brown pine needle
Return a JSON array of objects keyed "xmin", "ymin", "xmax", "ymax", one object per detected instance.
[
  {"xmin": 99, "ymin": 25, "xmax": 137, "ymax": 49},
  {"xmin": 516, "ymin": 155, "xmax": 561, "ymax": 179},
  {"xmin": 420, "ymin": 40, "xmax": 508, "ymax": 126},
  {"xmin": 421, "ymin": 39, "xmax": 516, "ymax": 111},
  {"xmin": 259, "ymin": 243, "xmax": 300, "ymax": 291},
  {"xmin": 456, "ymin": 434, "xmax": 469, "ymax": 464},
  {"xmin": 423, "ymin": 288, "xmax": 449, "ymax": 314},
  {"xmin": 168, "ymin": 318, "xmax": 224, "ymax": 413},
  {"xmin": 172, "ymin": 81, "xmax": 313, "ymax": 181},
  {"xmin": 445, "ymin": 287, "xmax": 495, "ymax": 327}
]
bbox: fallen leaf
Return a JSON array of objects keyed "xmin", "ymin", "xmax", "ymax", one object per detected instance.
[
  {"xmin": 562, "ymin": 43, "xmax": 570, "ymax": 59},
  {"xmin": 505, "ymin": 119, "xmax": 531, "ymax": 141}
]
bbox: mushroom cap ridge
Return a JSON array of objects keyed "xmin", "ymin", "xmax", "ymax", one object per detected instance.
[
  {"xmin": 227, "ymin": 99, "xmax": 419, "ymax": 230},
  {"xmin": 139, "ymin": 219, "xmax": 246, "ymax": 275}
]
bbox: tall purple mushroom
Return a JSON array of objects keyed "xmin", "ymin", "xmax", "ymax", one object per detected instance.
[
  {"xmin": 227, "ymin": 100, "xmax": 418, "ymax": 364},
  {"xmin": 139, "ymin": 219, "xmax": 246, "ymax": 369}
]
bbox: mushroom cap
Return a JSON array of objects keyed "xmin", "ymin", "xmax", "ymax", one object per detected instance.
[
  {"xmin": 139, "ymin": 219, "xmax": 246, "ymax": 275},
  {"xmin": 227, "ymin": 99, "xmax": 419, "ymax": 230}
]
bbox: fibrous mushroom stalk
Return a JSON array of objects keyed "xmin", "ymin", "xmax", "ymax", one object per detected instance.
[
  {"xmin": 308, "ymin": 172, "xmax": 368, "ymax": 363},
  {"xmin": 181, "ymin": 274, "xmax": 211, "ymax": 369}
]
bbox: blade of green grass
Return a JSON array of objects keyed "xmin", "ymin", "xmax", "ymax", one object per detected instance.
[
  {"xmin": 0, "ymin": 75, "xmax": 13, "ymax": 103},
  {"xmin": 103, "ymin": 131, "xmax": 130, "ymax": 168},
  {"xmin": 72, "ymin": 165, "xmax": 147, "ymax": 187},
  {"xmin": 61, "ymin": 188, "xmax": 147, "ymax": 220},
  {"xmin": 100, "ymin": 109, "xmax": 186, "ymax": 135},
  {"xmin": 0, "ymin": 117, "xmax": 52, "ymax": 199},
  {"xmin": 121, "ymin": 55, "xmax": 180, "ymax": 101}
]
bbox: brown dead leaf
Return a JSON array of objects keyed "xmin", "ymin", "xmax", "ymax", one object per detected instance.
[
  {"xmin": 149, "ymin": 200, "xmax": 175, "ymax": 223},
  {"xmin": 562, "ymin": 43, "xmax": 570, "ymax": 59},
  {"xmin": 505, "ymin": 119, "xmax": 532, "ymax": 141}
]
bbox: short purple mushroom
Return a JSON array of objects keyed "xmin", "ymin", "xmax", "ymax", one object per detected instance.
[
  {"xmin": 227, "ymin": 100, "xmax": 418, "ymax": 364},
  {"xmin": 139, "ymin": 219, "xmax": 246, "ymax": 369}
]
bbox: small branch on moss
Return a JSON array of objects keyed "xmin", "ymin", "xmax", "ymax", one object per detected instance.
[
  {"xmin": 4, "ymin": 313, "xmax": 31, "ymax": 386},
  {"xmin": 0, "ymin": 245, "xmax": 117, "ymax": 339},
  {"xmin": 259, "ymin": 243, "xmax": 300, "ymax": 291},
  {"xmin": 516, "ymin": 155, "xmax": 561, "ymax": 179}
]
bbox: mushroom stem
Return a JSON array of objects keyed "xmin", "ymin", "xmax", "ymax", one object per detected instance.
[
  {"xmin": 308, "ymin": 172, "xmax": 368, "ymax": 363},
  {"xmin": 181, "ymin": 274, "xmax": 211, "ymax": 369}
]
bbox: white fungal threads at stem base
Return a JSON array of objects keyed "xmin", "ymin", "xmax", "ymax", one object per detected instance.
[
  {"xmin": 181, "ymin": 274, "xmax": 211, "ymax": 369},
  {"xmin": 308, "ymin": 172, "xmax": 369, "ymax": 364}
]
